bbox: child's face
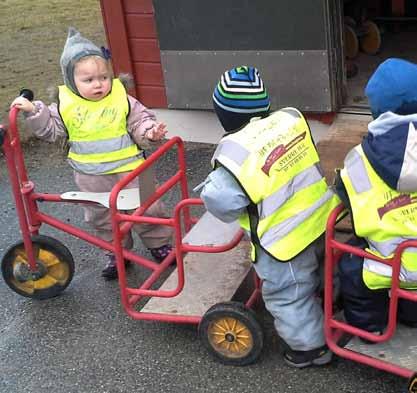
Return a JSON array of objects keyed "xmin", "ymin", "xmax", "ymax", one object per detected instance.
[{"xmin": 74, "ymin": 57, "xmax": 111, "ymax": 101}]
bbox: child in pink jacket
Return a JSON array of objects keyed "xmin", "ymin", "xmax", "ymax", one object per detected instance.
[{"xmin": 11, "ymin": 27, "xmax": 173, "ymax": 280}]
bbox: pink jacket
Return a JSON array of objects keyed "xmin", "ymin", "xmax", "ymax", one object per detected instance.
[
  {"xmin": 23, "ymin": 91, "xmax": 161, "ymax": 194},
  {"xmin": 25, "ymin": 94, "xmax": 157, "ymax": 149}
]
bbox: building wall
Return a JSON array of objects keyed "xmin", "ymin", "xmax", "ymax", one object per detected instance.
[
  {"xmin": 152, "ymin": 0, "xmax": 333, "ymax": 112},
  {"xmin": 100, "ymin": 0, "xmax": 167, "ymax": 107},
  {"xmin": 100, "ymin": 0, "xmax": 335, "ymax": 112}
]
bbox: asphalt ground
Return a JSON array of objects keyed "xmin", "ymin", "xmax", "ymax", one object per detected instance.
[{"xmin": 0, "ymin": 138, "xmax": 407, "ymax": 393}]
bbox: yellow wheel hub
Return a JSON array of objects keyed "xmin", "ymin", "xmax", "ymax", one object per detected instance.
[
  {"xmin": 2, "ymin": 235, "xmax": 74, "ymax": 299},
  {"xmin": 10, "ymin": 247, "xmax": 70, "ymax": 295},
  {"xmin": 208, "ymin": 316, "xmax": 253, "ymax": 358}
]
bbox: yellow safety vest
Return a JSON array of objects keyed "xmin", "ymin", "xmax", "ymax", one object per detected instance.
[
  {"xmin": 212, "ymin": 108, "xmax": 340, "ymax": 261},
  {"xmin": 58, "ymin": 78, "xmax": 144, "ymax": 175},
  {"xmin": 341, "ymin": 145, "xmax": 417, "ymax": 289}
]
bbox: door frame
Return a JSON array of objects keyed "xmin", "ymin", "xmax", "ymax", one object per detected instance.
[{"xmin": 324, "ymin": 0, "xmax": 346, "ymax": 111}]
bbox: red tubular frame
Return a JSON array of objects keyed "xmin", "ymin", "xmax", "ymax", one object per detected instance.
[
  {"xmin": 324, "ymin": 204, "xmax": 417, "ymax": 380},
  {"xmin": 1, "ymin": 107, "xmax": 261, "ymax": 326}
]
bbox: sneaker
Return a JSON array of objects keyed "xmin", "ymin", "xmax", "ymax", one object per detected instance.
[
  {"xmin": 149, "ymin": 244, "xmax": 173, "ymax": 263},
  {"xmin": 101, "ymin": 255, "xmax": 131, "ymax": 280},
  {"xmin": 101, "ymin": 255, "xmax": 118, "ymax": 280},
  {"xmin": 283, "ymin": 345, "xmax": 332, "ymax": 368}
]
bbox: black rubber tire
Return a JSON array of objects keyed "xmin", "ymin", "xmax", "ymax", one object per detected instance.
[
  {"xmin": 1, "ymin": 235, "xmax": 74, "ymax": 300},
  {"xmin": 408, "ymin": 372, "xmax": 417, "ymax": 393},
  {"xmin": 199, "ymin": 301, "xmax": 263, "ymax": 366}
]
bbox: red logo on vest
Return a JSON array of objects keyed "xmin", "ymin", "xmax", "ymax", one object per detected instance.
[{"xmin": 261, "ymin": 132, "xmax": 306, "ymax": 175}]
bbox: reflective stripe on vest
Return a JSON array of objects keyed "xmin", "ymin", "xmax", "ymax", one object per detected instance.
[
  {"xmin": 341, "ymin": 145, "xmax": 417, "ymax": 289},
  {"xmin": 58, "ymin": 79, "xmax": 144, "ymax": 175},
  {"xmin": 212, "ymin": 107, "xmax": 340, "ymax": 261}
]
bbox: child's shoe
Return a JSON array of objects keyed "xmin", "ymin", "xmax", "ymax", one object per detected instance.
[
  {"xmin": 149, "ymin": 244, "xmax": 173, "ymax": 263},
  {"xmin": 101, "ymin": 254, "xmax": 118, "ymax": 280},
  {"xmin": 283, "ymin": 345, "xmax": 332, "ymax": 368},
  {"xmin": 101, "ymin": 255, "xmax": 131, "ymax": 280}
]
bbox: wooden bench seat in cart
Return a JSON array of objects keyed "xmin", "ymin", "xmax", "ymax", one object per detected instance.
[{"xmin": 141, "ymin": 212, "xmax": 252, "ymax": 316}]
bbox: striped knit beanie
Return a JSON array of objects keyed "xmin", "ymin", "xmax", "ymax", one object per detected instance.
[{"xmin": 213, "ymin": 66, "xmax": 271, "ymax": 132}]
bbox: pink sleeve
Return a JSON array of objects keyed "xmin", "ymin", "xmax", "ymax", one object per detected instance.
[
  {"xmin": 127, "ymin": 95, "xmax": 158, "ymax": 147},
  {"xmin": 24, "ymin": 101, "xmax": 67, "ymax": 142}
]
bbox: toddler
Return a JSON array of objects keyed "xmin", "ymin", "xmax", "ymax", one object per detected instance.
[
  {"xmin": 11, "ymin": 28, "xmax": 173, "ymax": 280},
  {"xmin": 200, "ymin": 66, "xmax": 340, "ymax": 367}
]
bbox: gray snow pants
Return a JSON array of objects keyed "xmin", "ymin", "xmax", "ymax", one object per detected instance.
[
  {"xmin": 252, "ymin": 236, "xmax": 325, "ymax": 351},
  {"xmin": 74, "ymin": 170, "xmax": 173, "ymax": 249}
]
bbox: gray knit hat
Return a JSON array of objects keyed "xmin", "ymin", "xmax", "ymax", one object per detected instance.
[{"xmin": 60, "ymin": 27, "xmax": 106, "ymax": 94}]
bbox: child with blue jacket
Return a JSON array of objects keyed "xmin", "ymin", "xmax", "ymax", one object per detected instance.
[{"xmin": 336, "ymin": 58, "xmax": 417, "ymax": 335}]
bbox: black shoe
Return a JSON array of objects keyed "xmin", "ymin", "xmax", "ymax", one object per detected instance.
[
  {"xmin": 283, "ymin": 345, "xmax": 332, "ymax": 368},
  {"xmin": 149, "ymin": 244, "xmax": 176, "ymax": 265},
  {"xmin": 102, "ymin": 255, "xmax": 118, "ymax": 280},
  {"xmin": 101, "ymin": 255, "xmax": 130, "ymax": 280}
]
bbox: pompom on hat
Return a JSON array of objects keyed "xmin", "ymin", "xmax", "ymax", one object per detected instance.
[
  {"xmin": 365, "ymin": 58, "xmax": 417, "ymax": 119},
  {"xmin": 213, "ymin": 66, "xmax": 271, "ymax": 133},
  {"xmin": 60, "ymin": 27, "xmax": 107, "ymax": 95}
]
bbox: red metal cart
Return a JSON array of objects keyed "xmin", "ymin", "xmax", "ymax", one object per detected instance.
[
  {"xmin": 0, "ymin": 104, "xmax": 263, "ymax": 366},
  {"xmin": 324, "ymin": 204, "xmax": 417, "ymax": 392}
]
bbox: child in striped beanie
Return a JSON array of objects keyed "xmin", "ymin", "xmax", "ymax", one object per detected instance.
[
  {"xmin": 199, "ymin": 66, "xmax": 333, "ymax": 368},
  {"xmin": 212, "ymin": 66, "xmax": 271, "ymax": 133}
]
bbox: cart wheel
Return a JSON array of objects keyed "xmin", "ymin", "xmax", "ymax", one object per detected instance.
[
  {"xmin": 199, "ymin": 301, "xmax": 263, "ymax": 366},
  {"xmin": 1, "ymin": 235, "xmax": 74, "ymax": 300},
  {"xmin": 360, "ymin": 20, "xmax": 381, "ymax": 55},
  {"xmin": 344, "ymin": 24, "xmax": 359, "ymax": 59},
  {"xmin": 408, "ymin": 373, "xmax": 417, "ymax": 393}
]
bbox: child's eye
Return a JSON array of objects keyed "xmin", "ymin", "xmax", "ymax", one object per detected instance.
[{"xmin": 84, "ymin": 78, "xmax": 93, "ymax": 83}]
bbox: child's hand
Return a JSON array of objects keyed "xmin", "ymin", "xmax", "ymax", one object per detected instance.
[
  {"xmin": 10, "ymin": 96, "xmax": 35, "ymax": 113},
  {"xmin": 145, "ymin": 122, "xmax": 168, "ymax": 141}
]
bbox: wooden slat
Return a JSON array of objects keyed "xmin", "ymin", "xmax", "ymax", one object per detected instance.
[
  {"xmin": 141, "ymin": 242, "xmax": 251, "ymax": 316},
  {"xmin": 123, "ymin": 0, "xmax": 154, "ymax": 14},
  {"xmin": 126, "ymin": 14, "xmax": 157, "ymax": 38},
  {"xmin": 99, "ymin": 0, "xmax": 136, "ymax": 95},
  {"xmin": 99, "ymin": 1, "xmax": 133, "ymax": 76},
  {"xmin": 100, "ymin": 0, "xmax": 167, "ymax": 107},
  {"xmin": 130, "ymin": 38, "xmax": 161, "ymax": 62},
  {"xmin": 133, "ymin": 62, "xmax": 165, "ymax": 86},
  {"xmin": 137, "ymin": 86, "xmax": 167, "ymax": 107},
  {"xmin": 182, "ymin": 212, "xmax": 241, "ymax": 246}
]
